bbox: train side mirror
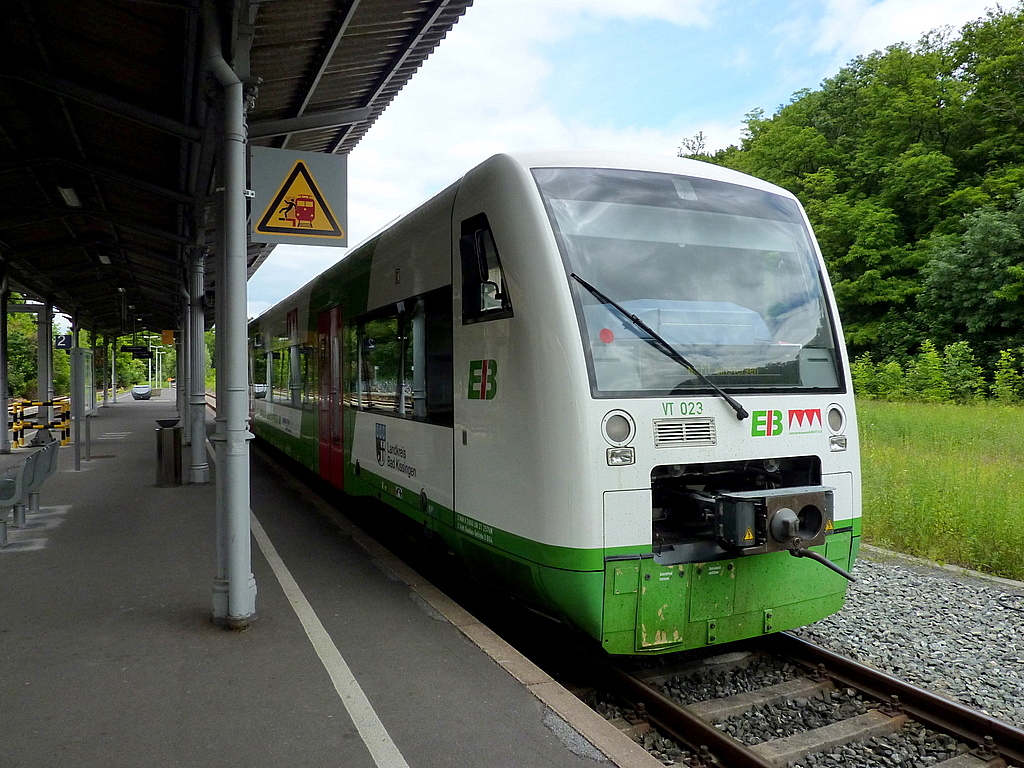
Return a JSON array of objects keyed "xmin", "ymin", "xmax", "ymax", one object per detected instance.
[
  {"xmin": 460, "ymin": 224, "xmax": 513, "ymax": 321},
  {"xmin": 459, "ymin": 231, "xmax": 488, "ymax": 282}
]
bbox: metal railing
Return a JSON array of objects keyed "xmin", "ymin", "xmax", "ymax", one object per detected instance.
[{"xmin": 9, "ymin": 399, "xmax": 71, "ymax": 447}]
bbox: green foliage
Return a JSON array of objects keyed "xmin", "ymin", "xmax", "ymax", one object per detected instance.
[
  {"xmin": 941, "ymin": 341, "xmax": 986, "ymax": 403},
  {"xmin": 875, "ymin": 360, "xmax": 906, "ymax": 401},
  {"xmin": 7, "ymin": 311, "xmax": 36, "ymax": 397},
  {"xmin": 205, "ymin": 329, "xmax": 216, "ymax": 389},
  {"xmin": 850, "ymin": 353, "xmax": 879, "ymax": 398},
  {"xmin": 918, "ymin": 193, "xmax": 1024, "ymax": 362},
  {"xmin": 904, "ymin": 340, "xmax": 950, "ymax": 402},
  {"xmin": 849, "ymin": 339, "xmax": 1020, "ymax": 404},
  {"xmin": 53, "ymin": 341, "xmax": 70, "ymax": 396},
  {"xmin": 687, "ymin": 5, "xmax": 1024, "ymax": 361},
  {"xmin": 991, "ymin": 349, "xmax": 1024, "ymax": 403}
]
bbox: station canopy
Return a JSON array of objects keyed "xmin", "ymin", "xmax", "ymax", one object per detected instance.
[{"xmin": 0, "ymin": 0, "xmax": 473, "ymax": 337}]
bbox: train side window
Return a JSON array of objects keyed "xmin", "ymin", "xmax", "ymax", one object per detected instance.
[
  {"xmin": 460, "ymin": 214, "xmax": 513, "ymax": 323},
  {"xmin": 269, "ymin": 346, "xmax": 314, "ymax": 409},
  {"xmin": 358, "ymin": 315, "xmax": 413, "ymax": 416},
  {"xmin": 350, "ymin": 286, "xmax": 453, "ymax": 426}
]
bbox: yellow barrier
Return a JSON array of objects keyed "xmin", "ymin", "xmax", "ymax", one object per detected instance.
[{"xmin": 9, "ymin": 400, "xmax": 71, "ymax": 447}]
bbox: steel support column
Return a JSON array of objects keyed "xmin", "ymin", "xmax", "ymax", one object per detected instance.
[
  {"xmin": 206, "ymin": 1, "xmax": 256, "ymax": 627},
  {"xmin": 188, "ymin": 247, "xmax": 209, "ymax": 483},
  {"xmin": 36, "ymin": 301, "xmax": 52, "ymax": 426},
  {"xmin": 0, "ymin": 267, "xmax": 9, "ymax": 454},
  {"xmin": 101, "ymin": 336, "xmax": 109, "ymax": 407}
]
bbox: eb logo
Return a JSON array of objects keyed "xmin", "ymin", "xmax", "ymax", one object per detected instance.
[
  {"xmin": 467, "ymin": 359, "xmax": 497, "ymax": 400},
  {"xmin": 751, "ymin": 409, "xmax": 784, "ymax": 437}
]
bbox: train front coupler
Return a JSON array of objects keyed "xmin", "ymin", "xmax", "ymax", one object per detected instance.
[{"xmin": 713, "ymin": 485, "xmax": 856, "ymax": 582}]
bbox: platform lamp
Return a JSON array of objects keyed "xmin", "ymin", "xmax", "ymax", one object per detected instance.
[{"xmin": 56, "ymin": 186, "xmax": 82, "ymax": 208}]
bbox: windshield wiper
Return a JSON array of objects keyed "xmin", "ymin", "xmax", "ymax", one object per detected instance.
[{"xmin": 570, "ymin": 273, "xmax": 749, "ymax": 421}]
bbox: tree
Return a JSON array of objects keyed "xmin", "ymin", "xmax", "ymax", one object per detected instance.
[
  {"xmin": 7, "ymin": 311, "xmax": 37, "ymax": 398},
  {"xmin": 917, "ymin": 194, "xmax": 1024, "ymax": 363}
]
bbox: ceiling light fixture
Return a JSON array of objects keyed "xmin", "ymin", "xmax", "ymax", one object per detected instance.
[
  {"xmin": 57, "ymin": 186, "xmax": 82, "ymax": 208},
  {"xmin": 97, "ymin": 253, "xmax": 112, "ymax": 265}
]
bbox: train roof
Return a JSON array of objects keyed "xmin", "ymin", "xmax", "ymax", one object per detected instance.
[
  {"xmin": 250, "ymin": 150, "xmax": 797, "ymax": 326},
  {"xmin": 494, "ymin": 150, "xmax": 797, "ymax": 198}
]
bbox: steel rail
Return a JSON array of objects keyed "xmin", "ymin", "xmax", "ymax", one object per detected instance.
[
  {"xmin": 583, "ymin": 647, "xmax": 776, "ymax": 768},
  {"xmin": 770, "ymin": 632, "xmax": 1024, "ymax": 766}
]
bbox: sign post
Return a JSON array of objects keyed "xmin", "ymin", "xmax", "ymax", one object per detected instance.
[{"xmin": 71, "ymin": 348, "xmax": 97, "ymax": 471}]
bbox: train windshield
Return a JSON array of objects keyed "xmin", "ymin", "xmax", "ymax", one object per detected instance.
[{"xmin": 533, "ymin": 167, "xmax": 843, "ymax": 397}]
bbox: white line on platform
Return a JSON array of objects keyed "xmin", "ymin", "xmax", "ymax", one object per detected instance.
[
  {"xmin": 249, "ymin": 514, "xmax": 411, "ymax": 768},
  {"xmin": 205, "ymin": 435, "xmax": 408, "ymax": 768}
]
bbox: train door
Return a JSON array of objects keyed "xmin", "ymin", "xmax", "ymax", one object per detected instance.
[{"xmin": 318, "ymin": 307, "xmax": 345, "ymax": 488}]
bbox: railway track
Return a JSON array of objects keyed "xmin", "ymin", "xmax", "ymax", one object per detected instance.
[{"xmin": 570, "ymin": 632, "xmax": 1024, "ymax": 768}]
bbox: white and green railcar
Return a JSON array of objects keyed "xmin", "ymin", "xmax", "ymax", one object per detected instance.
[{"xmin": 249, "ymin": 151, "xmax": 861, "ymax": 655}]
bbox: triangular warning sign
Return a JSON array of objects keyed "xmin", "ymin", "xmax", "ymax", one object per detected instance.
[
  {"xmin": 255, "ymin": 161, "xmax": 345, "ymax": 238},
  {"xmin": 825, "ymin": 519, "xmax": 834, "ymax": 531},
  {"xmin": 743, "ymin": 527, "xmax": 755, "ymax": 541}
]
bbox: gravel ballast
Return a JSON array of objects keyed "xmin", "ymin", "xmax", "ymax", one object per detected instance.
[{"xmin": 793, "ymin": 548, "xmax": 1024, "ymax": 729}]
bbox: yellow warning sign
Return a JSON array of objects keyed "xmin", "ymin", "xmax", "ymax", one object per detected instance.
[
  {"xmin": 825, "ymin": 519, "xmax": 834, "ymax": 531},
  {"xmin": 743, "ymin": 527, "xmax": 755, "ymax": 542},
  {"xmin": 255, "ymin": 161, "xmax": 345, "ymax": 239}
]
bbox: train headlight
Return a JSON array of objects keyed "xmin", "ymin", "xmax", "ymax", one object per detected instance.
[
  {"xmin": 826, "ymin": 404, "xmax": 847, "ymax": 451},
  {"xmin": 826, "ymin": 404, "xmax": 846, "ymax": 434},
  {"xmin": 607, "ymin": 447, "xmax": 635, "ymax": 466},
  {"xmin": 602, "ymin": 410, "xmax": 635, "ymax": 446}
]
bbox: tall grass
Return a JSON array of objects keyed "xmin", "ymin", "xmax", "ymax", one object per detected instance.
[{"xmin": 858, "ymin": 400, "xmax": 1024, "ymax": 580}]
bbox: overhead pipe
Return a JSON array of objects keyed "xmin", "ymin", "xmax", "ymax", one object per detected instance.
[{"xmin": 204, "ymin": 0, "xmax": 256, "ymax": 628}]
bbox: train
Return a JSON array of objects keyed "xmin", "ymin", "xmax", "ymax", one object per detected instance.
[{"xmin": 248, "ymin": 151, "xmax": 861, "ymax": 655}]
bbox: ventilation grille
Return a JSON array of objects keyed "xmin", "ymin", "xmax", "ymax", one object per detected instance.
[{"xmin": 654, "ymin": 418, "xmax": 716, "ymax": 448}]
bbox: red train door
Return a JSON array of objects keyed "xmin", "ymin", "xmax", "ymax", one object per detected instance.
[{"xmin": 318, "ymin": 307, "xmax": 344, "ymax": 488}]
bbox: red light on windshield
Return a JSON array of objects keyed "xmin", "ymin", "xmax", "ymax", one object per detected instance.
[{"xmin": 599, "ymin": 328, "xmax": 615, "ymax": 343}]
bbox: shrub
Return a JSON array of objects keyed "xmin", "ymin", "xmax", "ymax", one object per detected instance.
[
  {"xmin": 905, "ymin": 340, "xmax": 951, "ymax": 402},
  {"xmin": 991, "ymin": 349, "xmax": 1024, "ymax": 403},
  {"xmin": 875, "ymin": 360, "xmax": 907, "ymax": 400},
  {"xmin": 942, "ymin": 341, "xmax": 986, "ymax": 403},
  {"xmin": 850, "ymin": 353, "xmax": 878, "ymax": 398}
]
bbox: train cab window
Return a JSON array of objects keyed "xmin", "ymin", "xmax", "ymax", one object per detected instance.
[{"xmin": 460, "ymin": 214, "xmax": 512, "ymax": 323}]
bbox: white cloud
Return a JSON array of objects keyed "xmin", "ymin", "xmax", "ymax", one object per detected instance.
[{"xmin": 811, "ymin": 0, "xmax": 995, "ymax": 64}]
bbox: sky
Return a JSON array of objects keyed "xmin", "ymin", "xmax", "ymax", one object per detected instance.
[{"xmin": 246, "ymin": 0, "xmax": 1001, "ymax": 319}]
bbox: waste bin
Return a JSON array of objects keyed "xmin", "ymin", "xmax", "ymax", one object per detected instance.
[{"xmin": 156, "ymin": 419, "xmax": 182, "ymax": 487}]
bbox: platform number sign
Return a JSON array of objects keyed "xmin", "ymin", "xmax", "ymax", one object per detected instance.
[
  {"xmin": 55, "ymin": 334, "xmax": 73, "ymax": 350},
  {"xmin": 467, "ymin": 359, "xmax": 497, "ymax": 400}
]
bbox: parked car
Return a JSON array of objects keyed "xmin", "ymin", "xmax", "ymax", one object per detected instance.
[{"xmin": 131, "ymin": 384, "xmax": 152, "ymax": 400}]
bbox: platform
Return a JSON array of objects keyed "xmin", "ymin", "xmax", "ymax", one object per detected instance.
[{"xmin": 0, "ymin": 390, "xmax": 658, "ymax": 768}]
